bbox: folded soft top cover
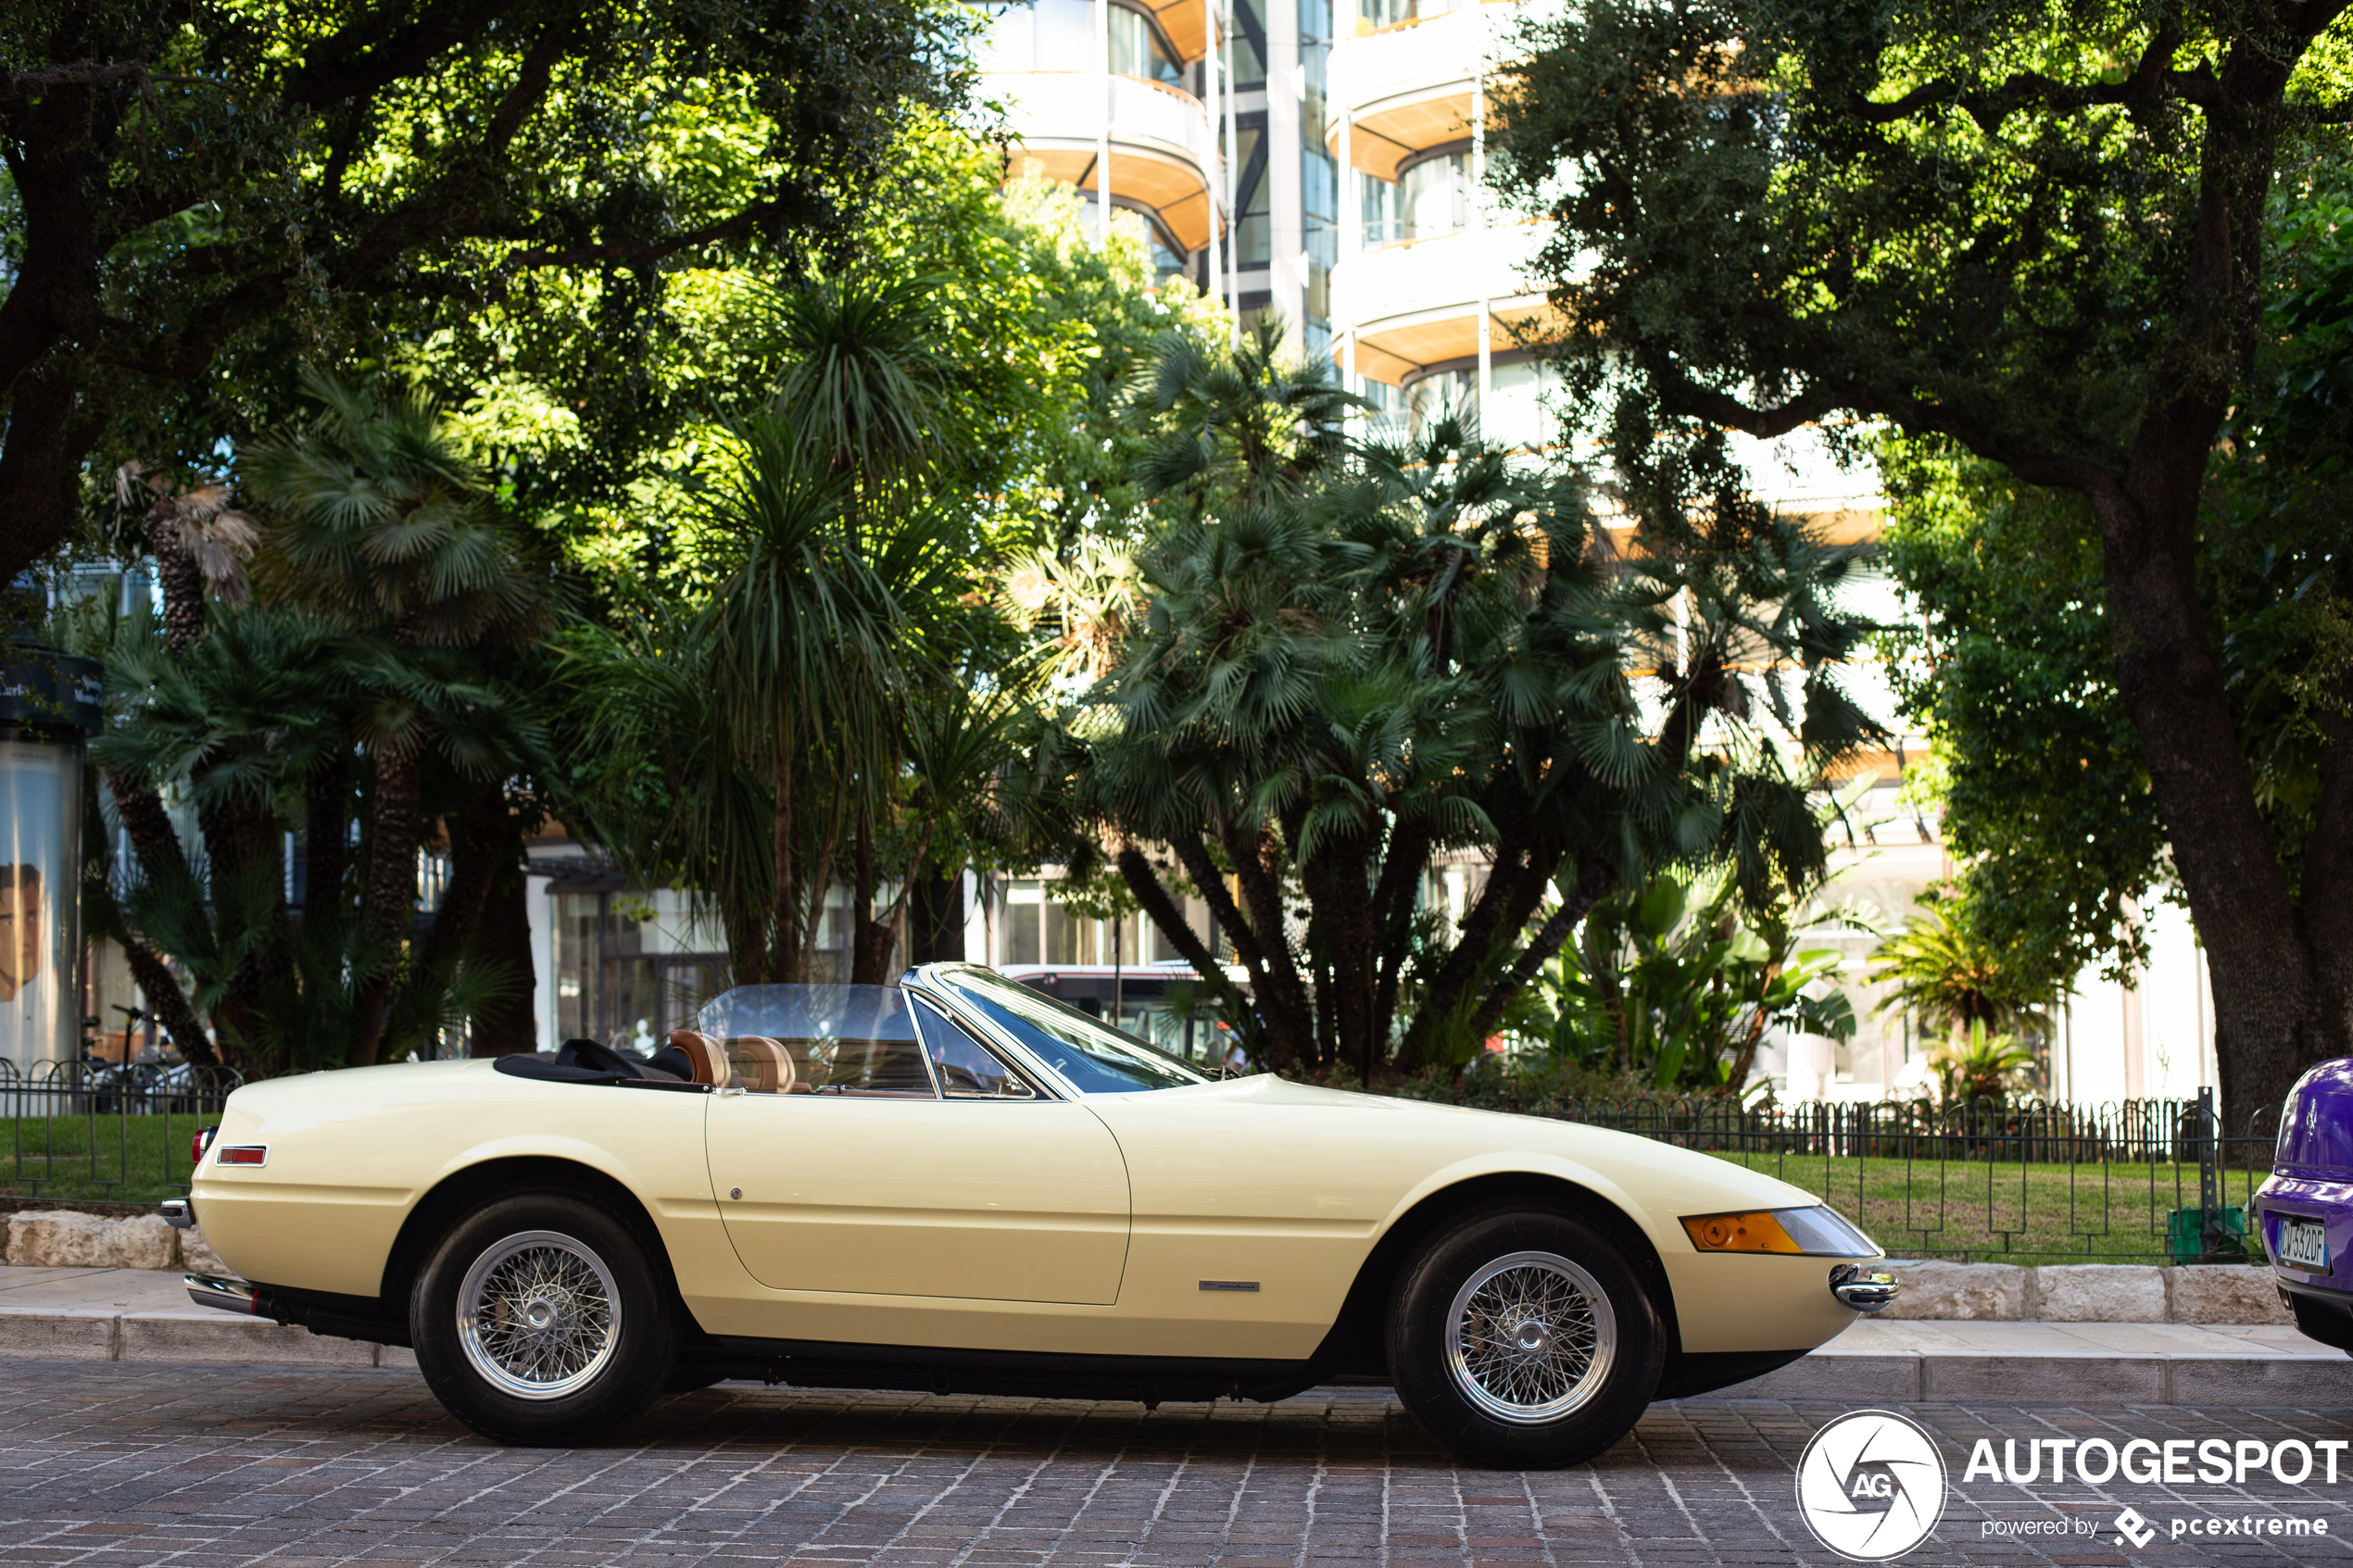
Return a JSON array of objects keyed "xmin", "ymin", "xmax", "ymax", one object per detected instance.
[{"xmin": 494, "ymin": 1037, "xmax": 695, "ymax": 1085}]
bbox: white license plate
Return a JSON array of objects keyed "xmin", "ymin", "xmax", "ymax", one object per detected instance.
[{"xmin": 2280, "ymin": 1217, "xmax": 2333, "ymax": 1273}]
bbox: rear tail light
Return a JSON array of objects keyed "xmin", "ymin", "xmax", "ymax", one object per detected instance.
[
  {"xmin": 192, "ymin": 1126, "xmax": 218, "ymax": 1165},
  {"xmin": 216, "ymin": 1145, "xmax": 267, "ymax": 1167}
]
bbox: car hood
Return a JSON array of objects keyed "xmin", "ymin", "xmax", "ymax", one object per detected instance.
[{"xmin": 1101, "ymin": 1073, "xmax": 1828, "ymax": 1215}]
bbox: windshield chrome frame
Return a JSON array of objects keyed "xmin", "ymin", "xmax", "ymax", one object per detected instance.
[
  {"xmin": 900, "ymin": 963, "xmax": 1080, "ymax": 1100},
  {"xmin": 901, "ymin": 961, "xmax": 1211, "ymax": 1099}
]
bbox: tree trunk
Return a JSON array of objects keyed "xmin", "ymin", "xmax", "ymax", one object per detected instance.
[
  {"xmin": 120, "ymin": 938, "xmax": 216, "ymax": 1066},
  {"xmin": 302, "ymin": 756, "xmax": 349, "ymax": 918},
  {"xmin": 773, "ymin": 723, "xmax": 800, "ymax": 984},
  {"xmin": 909, "ymin": 874, "xmax": 963, "ymax": 962},
  {"xmin": 146, "ymin": 503, "xmax": 207, "ymax": 655},
  {"xmin": 467, "ymin": 867, "xmax": 538, "ymax": 1056},
  {"xmin": 415, "ymin": 783, "xmax": 510, "ymax": 986},
  {"xmin": 1115, "ymin": 845, "xmax": 1260, "ymax": 1060},
  {"xmin": 849, "ymin": 814, "xmax": 896, "ymax": 985},
  {"xmin": 350, "ymin": 747, "xmax": 422, "ymax": 1066}
]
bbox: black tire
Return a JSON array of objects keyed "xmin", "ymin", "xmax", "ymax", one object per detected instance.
[
  {"xmin": 410, "ymin": 1192, "xmax": 677, "ymax": 1445},
  {"xmin": 1387, "ymin": 1206, "xmax": 1665, "ymax": 1469}
]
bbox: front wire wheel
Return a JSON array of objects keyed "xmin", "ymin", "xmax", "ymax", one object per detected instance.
[
  {"xmin": 1444, "ymin": 1250, "xmax": 1617, "ymax": 1424},
  {"xmin": 1390, "ymin": 1208, "xmax": 1663, "ymax": 1468}
]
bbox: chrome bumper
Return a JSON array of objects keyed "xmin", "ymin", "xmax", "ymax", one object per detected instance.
[
  {"xmin": 1831, "ymin": 1264, "xmax": 1900, "ymax": 1311},
  {"xmin": 157, "ymin": 1198, "xmax": 193, "ymax": 1230},
  {"xmin": 184, "ymin": 1273, "xmax": 260, "ymax": 1315}
]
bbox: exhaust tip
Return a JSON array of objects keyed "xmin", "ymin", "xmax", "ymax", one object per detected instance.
[
  {"xmin": 183, "ymin": 1273, "xmax": 261, "ymax": 1316},
  {"xmin": 157, "ymin": 1198, "xmax": 193, "ymax": 1230}
]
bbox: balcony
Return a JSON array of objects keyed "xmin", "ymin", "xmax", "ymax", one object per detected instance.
[
  {"xmin": 1329, "ymin": 221, "xmax": 1560, "ymax": 383},
  {"xmin": 1326, "ymin": 2, "xmax": 1523, "ymax": 178},
  {"xmin": 990, "ymin": 70, "xmax": 1221, "ymax": 252}
]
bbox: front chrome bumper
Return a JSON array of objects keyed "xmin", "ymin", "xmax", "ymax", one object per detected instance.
[
  {"xmin": 1831, "ymin": 1264, "xmax": 1900, "ymax": 1311},
  {"xmin": 184, "ymin": 1273, "xmax": 260, "ymax": 1315}
]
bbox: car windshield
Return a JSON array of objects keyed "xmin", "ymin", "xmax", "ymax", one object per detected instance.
[{"xmin": 940, "ymin": 969, "xmax": 1208, "ymax": 1093}]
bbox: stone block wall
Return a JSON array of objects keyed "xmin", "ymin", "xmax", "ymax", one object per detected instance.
[
  {"xmin": 1879, "ymin": 1259, "xmax": 2295, "ymax": 1323},
  {"xmin": 2, "ymin": 1209, "xmax": 228, "ymax": 1275}
]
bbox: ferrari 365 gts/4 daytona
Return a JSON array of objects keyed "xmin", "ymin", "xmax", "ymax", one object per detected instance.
[{"xmin": 172, "ymin": 963, "xmax": 1895, "ymax": 1466}]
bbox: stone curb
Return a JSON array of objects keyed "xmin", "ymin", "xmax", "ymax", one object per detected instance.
[
  {"xmin": 0, "ymin": 1302, "xmax": 2339, "ymax": 1407},
  {"xmin": 0, "ymin": 1307, "xmax": 416, "ymax": 1370},
  {"xmin": 1717, "ymin": 1348, "xmax": 2353, "ymax": 1406}
]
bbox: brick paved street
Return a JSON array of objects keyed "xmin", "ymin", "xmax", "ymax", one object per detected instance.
[{"xmin": 2, "ymin": 1361, "xmax": 2351, "ymax": 1566}]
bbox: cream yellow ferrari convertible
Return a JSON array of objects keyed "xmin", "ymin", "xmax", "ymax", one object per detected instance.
[{"xmin": 170, "ymin": 963, "xmax": 1894, "ymax": 1466}]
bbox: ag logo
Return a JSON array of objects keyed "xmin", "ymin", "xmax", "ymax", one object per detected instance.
[{"xmin": 1795, "ymin": 1410, "xmax": 1948, "ymax": 1561}]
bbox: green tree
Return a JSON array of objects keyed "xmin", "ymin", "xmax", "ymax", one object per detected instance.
[
  {"xmin": 1533, "ymin": 874, "xmax": 1855, "ymax": 1094},
  {"xmin": 1865, "ymin": 894, "xmax": 2049, "ymax": 1051},
  {"xmin": 239, "ymin": 373, "xmax": 551, "ymax": 1064},
  {"xmin": 1876, "ymin": 152, "xmax": 2353, "ymax": 1027},
  {"xmin": 1495, "ymin": 0, "xmax": 2353, "ymax": 1115},
  {"xmin": 0, "ymin": 0, "xmax": 976, "ymax": 581},
  {"xmin": 1079, "ymin": 332, "xmax": 1879, "ymax": 1078}
]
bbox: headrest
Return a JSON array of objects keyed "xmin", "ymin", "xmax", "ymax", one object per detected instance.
[
  {"xmin": 665, "ymin": 1029, "xmax": 732, "ymax": 1088},
  {"xmin": 724, "ymin": 1035, "xmax": 799, "ymax": 1094}
]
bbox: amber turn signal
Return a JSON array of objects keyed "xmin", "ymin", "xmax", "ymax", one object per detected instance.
[{"xmin": 1681, "ymin": 1210, "xmax": 1804, "ymax": 1254}]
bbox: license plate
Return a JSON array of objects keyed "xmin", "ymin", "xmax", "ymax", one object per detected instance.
[{"xmin": 2280, "ymin": 1216, "xmax": 2332, "ymax": 1273}]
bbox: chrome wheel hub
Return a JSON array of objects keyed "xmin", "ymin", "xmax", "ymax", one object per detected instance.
[
  {"xmin": 457, "ymin": 1231, "xmax": 621, "ymax": 1401},
  {"xmin": 1443, "ymin": 1249, "xmax": 1616, "ymax": 1425}
]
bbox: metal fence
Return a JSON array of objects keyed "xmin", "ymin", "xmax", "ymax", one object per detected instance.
[
  {"xmin": 0, "ymin": 1054, "xmax": 2289, "ymax": 1262},
  {"xmin": 0, "ymin": 1058, "xmax": 245, "ymax": 1203},
  {"xmin": 1541, "ymin": 1089, "xmax": 2278, "ymax": 1263}
]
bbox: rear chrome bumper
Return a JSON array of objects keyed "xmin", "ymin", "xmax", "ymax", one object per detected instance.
[
  {"xmin": 184, "ymin": 1273, "xmax": 260, "ymax": 1315},
  {"xmin": 157, "ymin": 1198, "xmax": 194, "ymax": 1230},
  {"xmin": 1831, "ymin": 1264, "xmax": 1900, "ymax": 1311}
]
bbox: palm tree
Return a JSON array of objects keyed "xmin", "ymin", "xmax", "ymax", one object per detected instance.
[
  {"xmin": 1867, "ymin": 897, "xmax": 2043, "ymax": 1048},
  {"xmin": 695, "ymin": 412, "xmax": 898, "ymax": 983},
  {"xmin": 552, "ymin": 606, "xmax": 783, "ymax": 986},
  {"xmin": 242, "ymin": 371, "xmax": 550, "ymax": 1063}
]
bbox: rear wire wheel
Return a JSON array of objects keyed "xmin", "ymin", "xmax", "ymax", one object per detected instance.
[
  {"xmin": 1388, "ymin": 1207, "xmax": 1664, "ymax": 1468},
  {"xmin": 411, "ymin": 1193, "xmax": 675, "ymax": 1445}
]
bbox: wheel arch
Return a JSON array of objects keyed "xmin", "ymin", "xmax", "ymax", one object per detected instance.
[
  {"xmin": 1310, "ymin": 1171, "xmax": 1683, "ymax": 1381},
  {"xmin": 378, "ymin": 1154, "xmax": 686, "ymax": 1321}
]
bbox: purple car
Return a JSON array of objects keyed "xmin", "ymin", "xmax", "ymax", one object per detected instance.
[{"xmin": 2256, "ymin": 1059, "xmax": 2353, "ymax": 1352}]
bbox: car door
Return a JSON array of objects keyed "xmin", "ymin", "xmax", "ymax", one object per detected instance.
[{"xmin": 704, "ymin": 993, "xmax": 1131, "ymax": 1303}]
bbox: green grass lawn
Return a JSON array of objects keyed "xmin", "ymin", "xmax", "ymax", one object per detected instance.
[
  {"xmin": 1702, "ymin": 1148, "xmax": 2273, "ymax": 1267},
  {"xmin": 1, "ymin": 1114, "xmax": 208, "ymax": 1206}
]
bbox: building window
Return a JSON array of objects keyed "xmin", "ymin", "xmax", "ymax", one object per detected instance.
[
  {"xmin": 1359, "ymin": 0, "xmax": 1468, "ymax": 29},
  {"xmin": 1361, "ymin": 171, "xmax": 1401, "ymax": 245},
  {"xmin": 1399, "ymin": 147, "xmax": 1471, "ymax": 241},
  {"xmin": 1299, "ymin": 0, "xmax": 1331, "ymax": 126},
  {"xmin": 1229, "ymin": 0, "xmax": 1268, "ymax": 88},
  {"xmin": 1232, "ymin": 120, "xmax": 1271, "ymax": 267},
  {"xmin": 1108, "ymin": 2, "xmax": 1184, "ymax": 86},
  {"xmin": 551, "ymin": 885, "xmax": 729, "ymax": 1049}
]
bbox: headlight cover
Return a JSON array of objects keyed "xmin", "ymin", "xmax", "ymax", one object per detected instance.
[{"xmin": 1681, "ymin": 1205, "xmax": 1878, "ymax": 1257}]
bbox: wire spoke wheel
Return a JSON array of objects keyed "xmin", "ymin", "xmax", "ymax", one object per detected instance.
[
  {"xmin": 1443, "ymin": 1249, "xmax": 1617, "ymax": 1425},
  {"xmin": 457, "ymin": 1230, "xmax": 623, "ymax": 1401}
]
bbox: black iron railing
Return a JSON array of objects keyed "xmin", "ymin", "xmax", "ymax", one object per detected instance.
[
  {"xmin": 0, "ymin": 1058, "xmax": 245, "ymax": 1203},
  {"xmin": 1536, "ymin": 1089, "xmax": 2276, "ymax": 1264}
]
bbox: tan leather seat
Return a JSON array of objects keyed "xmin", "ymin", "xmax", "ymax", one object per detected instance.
[
  {"xmin": 665, "ymin": 1029, "xmax": 732, "ymax": 1088},
  {"xmin": 724, "ymin": 1035, "xmax": 798, "ymax": 1094}
]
